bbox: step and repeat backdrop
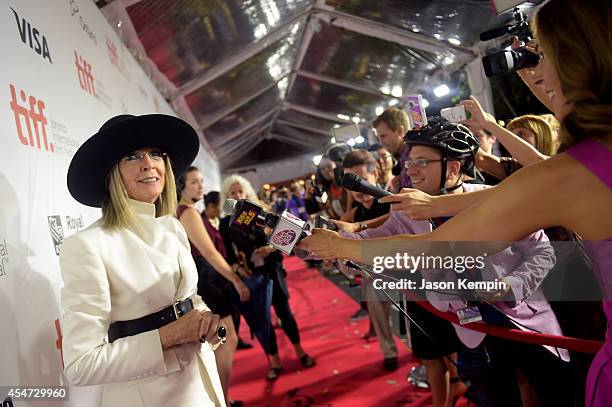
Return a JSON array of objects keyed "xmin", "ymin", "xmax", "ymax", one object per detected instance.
[{"xmin": 0, "ymin": 1, "xmax": 220, "ymax": 405}]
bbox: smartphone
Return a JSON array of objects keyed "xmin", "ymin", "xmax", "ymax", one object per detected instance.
[
  {"xmin": 406, "ymin": 94, "xmax": 428, "ymax": 128},
  {"xmin": 314, "ymin": 215, "xmax": 337, "ymax": 231},
  {"xmin": 440, "ymin": 105, "xmax": 471, "ymax": 122}
]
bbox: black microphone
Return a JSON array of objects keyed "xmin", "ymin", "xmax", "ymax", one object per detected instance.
[
  {"xmin": 341, "ymin": 174, "xmax": 438, "ymax": 230},
  {"xmin": 479, "ymin": 25, "xmax": 510, "ymax": 41},
  {"xmin": 341, "ymin": 173, "xmax": 393, "ymax": 199}
]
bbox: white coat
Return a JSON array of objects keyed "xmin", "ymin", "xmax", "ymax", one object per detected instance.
[{"xmin": 59, "ymin": 199, "xmax": 225, "ymax": 406}]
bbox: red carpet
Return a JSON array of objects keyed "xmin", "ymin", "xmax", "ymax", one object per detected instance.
[{"xmin": 230, "ymin": 256, "xmax": 470, "ymax": 406}]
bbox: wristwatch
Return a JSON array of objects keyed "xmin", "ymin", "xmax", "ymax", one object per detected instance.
[{"xmin": 358, "ymin": 222, "xmax": 368, "ymax": 231}]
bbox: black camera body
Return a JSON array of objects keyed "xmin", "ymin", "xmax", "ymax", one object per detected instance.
[{"xmin": 481, "ymin": 8, "xmax": 539, "ymax": 77}]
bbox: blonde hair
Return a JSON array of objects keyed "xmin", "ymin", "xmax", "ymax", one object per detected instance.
[
  {"xmin": 221, "ymin": 174, "xmax": 271, "ymax": 214},
  {"xmin": 539, "ymin": 114, "xmax": 560, "ymax": 134},
  {"xmin": 533, "ymin": 0, "xmax": 612, "ymax": 146},
  {"xmin": 221, "ymin": 174, "xmax": 259, "ymax": 202},
  {"xmin": 101, "ymin": 155, "xmax": 177, "ymax": 229},
  {"xmin": 506, "ymin": 114, "xmax": 557, "ymax": 155}
]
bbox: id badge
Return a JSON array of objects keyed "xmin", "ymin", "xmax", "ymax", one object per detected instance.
[{"xmin": 456, "ymin": 306, "xmax": 482, "ymax": 325}]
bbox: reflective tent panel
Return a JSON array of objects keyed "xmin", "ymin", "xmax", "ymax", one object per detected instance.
[
  {"xmin": 184, "ymin": 24, "xmax": 304, "ymax": 128},
  {"xmin": 325, "ymin": 0, "xmax": 498, "ymax": 48},
  {"xmin": 127, "ymin": 0, "xmax": 312, "ymax": 88}
]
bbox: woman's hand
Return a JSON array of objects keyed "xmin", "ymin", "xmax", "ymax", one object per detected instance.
[
  {"xmin": 232, "ymin": 278, "xmax": 250, "ymax": 302},
  {"xmin": 254, "ymin": 245, "xmax": 275, "ymax": 259},
  {"xmin": 513, "ymin": 36, "xmax": 539, "ymax": 85},
  {"xmin": 379, "ymin": 188, "xmax": 438, "ymax": 220},
  {"xmin": 297, "ymin": 228, "xmax": 344, "ymax": 260},
  {"xmin": 331, "ymin": 219, "xmax": 360, "ymax": 233},
  {"xmin": 198, "ymin": 310, "xmax": 222, "ymax": 344},
  {"xmin": 233, "ymin": 262, "xmax": 252, "ymax": 278},
  {"xmin": 459, "ymin": 96, "xmax": 495, "ymax": 131},
  {"xmin": 389, "ymin": 176, "xmax": 402, "ymax": 193},
  {"xmin": 159, "ymin": 308, "xmax": 205, "ymax": 349}
]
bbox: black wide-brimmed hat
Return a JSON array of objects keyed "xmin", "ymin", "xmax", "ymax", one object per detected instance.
[{"xmin": 67, "ymin": 114, "xmax": 199, "ymax": 207}]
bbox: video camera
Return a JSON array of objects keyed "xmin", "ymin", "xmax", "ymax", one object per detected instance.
[{"xmin": 481, "ymin": 8, "xmax": 539, "ymax": 77}]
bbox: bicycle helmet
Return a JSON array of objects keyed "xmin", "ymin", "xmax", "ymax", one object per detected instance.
[{"xmin": 403, "ymin": 117, "xmax": 480, "ymax": 194}]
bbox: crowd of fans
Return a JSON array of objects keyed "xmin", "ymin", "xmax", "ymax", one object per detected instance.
[{"xmin": 179, "ymin": 2, "xmax": 612, "ymax": 406}]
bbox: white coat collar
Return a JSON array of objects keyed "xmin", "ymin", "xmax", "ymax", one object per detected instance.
[{"xmin": 128, "ymin": 198, "xmax": 156, "ymax": 217}]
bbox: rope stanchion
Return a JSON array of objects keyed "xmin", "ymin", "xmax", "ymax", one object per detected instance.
[{"xmin": 414, "ymin": 300, "xmax": 603, "ymax": 354}]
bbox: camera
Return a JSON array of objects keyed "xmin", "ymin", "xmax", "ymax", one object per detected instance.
[
  {"xmin": 481, "ymin": 8, "xmax": 539, "ymax": 77},
  {"xmin": 440, "ymin": 105, "xmax": 470, "ymax": 123}
]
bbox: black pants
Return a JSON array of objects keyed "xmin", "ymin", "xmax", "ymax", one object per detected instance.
[
  {"xmin": 459, "ymin": 305, "xmax": 575, "ymax": 407},
  {"xmin": 268, "ymin": 273, "xmax": 301, "ymax": 355}
]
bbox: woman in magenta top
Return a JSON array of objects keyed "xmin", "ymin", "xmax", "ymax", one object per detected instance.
[{"xmin": 299, "ymin": 1, "xmax": 612, "ymax": 405}]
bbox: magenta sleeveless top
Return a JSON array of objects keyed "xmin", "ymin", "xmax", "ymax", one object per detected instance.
[{"xmin": 566, "ymin": 138, "xmax": 612, "ymax": 407}]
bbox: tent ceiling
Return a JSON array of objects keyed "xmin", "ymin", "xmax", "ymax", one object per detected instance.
[{"xmin": 99, "ymin": 0, "xmax": 541, "ymax": 172}]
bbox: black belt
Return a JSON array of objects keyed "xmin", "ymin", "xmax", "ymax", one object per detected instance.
[{"xmin": 108, "ymin": 298, "xmax": 194, "ymax": 343}]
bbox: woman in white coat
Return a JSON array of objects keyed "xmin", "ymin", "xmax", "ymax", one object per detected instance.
[{"xmin": 60, "ymin": 114, "xmax": 226, "ymax": 406}]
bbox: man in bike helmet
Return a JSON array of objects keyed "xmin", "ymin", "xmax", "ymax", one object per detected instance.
[{"xmin": 403, "ymin": 117, "xmax": 480, "ymax": 195}]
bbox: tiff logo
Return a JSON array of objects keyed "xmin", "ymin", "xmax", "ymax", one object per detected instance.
[
  {"xmin": 9, "ymin": 84, "xmax": 54, "ymax": 152},
  {"xmin": 11, "ymin": 7, "xmax": 52, "ymax": 63},
  {"xmin": 75, "ymin": 51, "xmax": 96, "ymax": 96}
]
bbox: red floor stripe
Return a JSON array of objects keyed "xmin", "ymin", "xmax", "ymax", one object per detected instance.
[{"xmin": 230, "ymin": 256, "xmax": 469, "ymax": 406}]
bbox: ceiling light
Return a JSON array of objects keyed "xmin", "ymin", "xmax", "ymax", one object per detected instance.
[
  {"xmin": 391, "ymin": 85, "xmax": 403, "ymax": 98},
  {"xmin": 448, "ymin": 38, "xmax": 461, "ymax": 46},
  {"xmin": 421, "ymin": 98, "xmax": 430, "ymax": 108},
  {"xmin": 337, "ymin": 114, "xmax": 350, "ymax": 121},
  {"xmin": 313, "ymin": 155, "xmax": 323, "ymax": 165},
  {"xmin": 254, "ymin": 24, "xmax": 267, "ymax": 40},
  {"xmin": 388, "ymin": 99, "xmax": 399, "ymax": 106},
  {"xmin": 433, "ymin": 84, "xmax": 450, "ymax": 98},
  {"xmin": 355, "ymin": 136, "xmax": 365, "ymax": 144},
  {"xmin": 347, "ymin": 138, "xmax": 356, "ymax": 146},
  {"xmin": 351, "ymin": 116, "xmax": 360, "ymax": 123},
  {"xmin": 330, "ymin": 137, "xmax": 336, "ymax": 143},
  {"xmin": 375, "ymin": 106, "xmax": 384, "ymax": 116}
]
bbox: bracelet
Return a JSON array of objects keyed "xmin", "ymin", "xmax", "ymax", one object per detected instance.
[{"xmin": 358, "ymin": 222, "xmax": 368, "ymax": 231}]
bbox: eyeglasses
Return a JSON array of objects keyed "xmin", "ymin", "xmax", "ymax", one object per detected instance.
[
  {"xmin": 404, "ymin": 158, "xmax": 443, "ymax": 169},
  {"xmin": 122, "ymin": 150, "xmax": 167, "ymax": 164}
]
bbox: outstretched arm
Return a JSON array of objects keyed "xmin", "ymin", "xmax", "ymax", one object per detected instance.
[
  {"xmin": 460, "ymin": 96, "xmax": 549, "ymax": 166},
  {"xmin": 380, "ymin": 187, "xmax": 496, "ymax": 220},
  {"xmin": 300, "ymin": 156, "xmax": 571, "ymax": 263}
]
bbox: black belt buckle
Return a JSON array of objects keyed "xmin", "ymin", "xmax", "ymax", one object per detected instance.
[{"xmin": 173, "ymin": 298, "xmax": 193, "ymax": 320}]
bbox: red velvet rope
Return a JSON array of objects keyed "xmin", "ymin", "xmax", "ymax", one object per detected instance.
[{"xmin": 413, "ymin": 300, "xmax": 603, "ymax": 354}]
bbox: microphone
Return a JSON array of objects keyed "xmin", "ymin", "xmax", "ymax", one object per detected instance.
[
  {"xmin": 224, "ymin": 198, "xmax": 310, "ymax": 255},
  {"xmin": 223, "ymin": 198, "xmax": 265, "ymax": 234},
  {"xmin": 479, "ymin": 25, "xmax": 510, "ymax": 41},
  {"xmin": 341, "ymin": 173, "xmax": 393, "ymax": 199}
]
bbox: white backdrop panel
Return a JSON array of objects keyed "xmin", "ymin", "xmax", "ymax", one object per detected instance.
[{"xmin": 0, "ymin": 1, "xmax": 219, "ymax": 405}]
